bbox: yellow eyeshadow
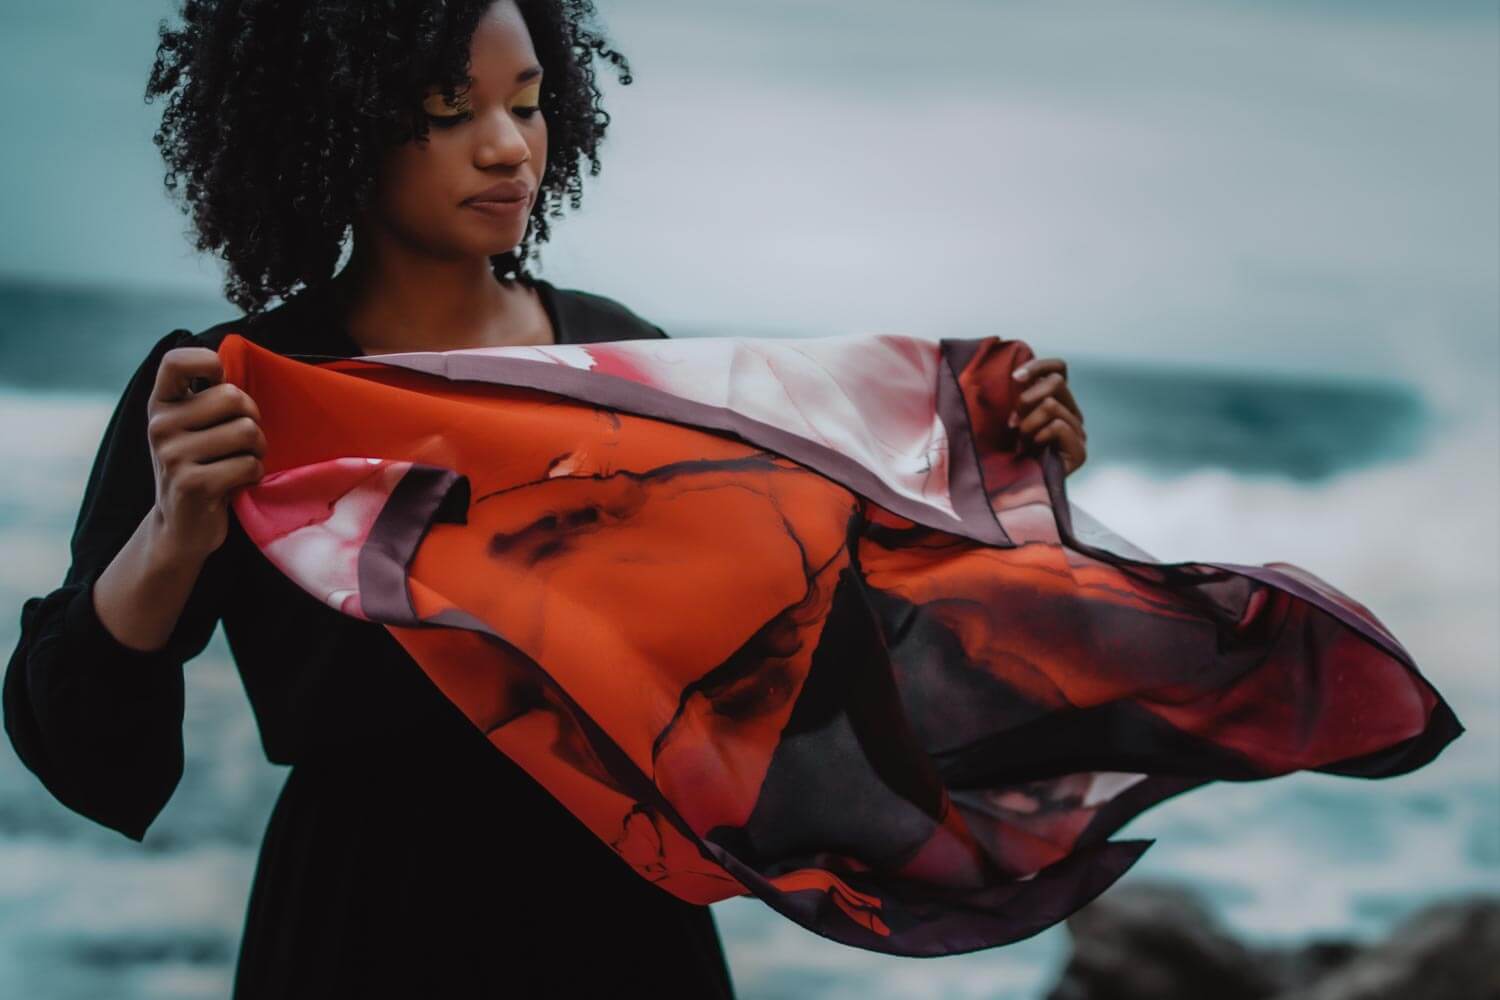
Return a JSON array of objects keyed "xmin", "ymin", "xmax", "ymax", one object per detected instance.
[
  {"xmin": 422, "ymin": 90, "xmax": 469, "ymax": 116},
  {"xmin": 420, "ymin": 81, "xmax": 538, "ymax": 117}
]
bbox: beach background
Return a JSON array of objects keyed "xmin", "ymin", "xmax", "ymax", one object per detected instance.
[{"xmin": 1, "ymin": 1, "xmax": 1495, "ymax": 997}]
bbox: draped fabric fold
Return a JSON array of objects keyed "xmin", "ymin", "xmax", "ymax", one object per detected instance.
[{"xmin": 217, "ymin": 331, "xmax": 1462, "ymax": 957}]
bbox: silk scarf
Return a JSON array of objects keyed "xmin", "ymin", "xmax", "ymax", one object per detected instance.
[{"xmin": 217, "ymin": 331, "xmax": 1463, "ymax": 957}]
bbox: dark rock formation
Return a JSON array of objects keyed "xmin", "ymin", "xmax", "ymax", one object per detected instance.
[{"xmin": 1044, "ymin": 880, "xmax": 1499, "ymax": 1000}]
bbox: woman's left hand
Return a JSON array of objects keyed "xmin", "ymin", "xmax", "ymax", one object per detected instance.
[{"xmin": 1008, "ymin": 357, "xmax": 1088, "ymax": 476}]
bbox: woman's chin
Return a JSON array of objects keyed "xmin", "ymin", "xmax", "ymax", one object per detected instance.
[
  {"xmin": 475, "ymin": 232, "xmax": 526, "ymax": 257},
  {"xmin": 449, "ymin": 235, "xmax": 524, "ymax": 261}
]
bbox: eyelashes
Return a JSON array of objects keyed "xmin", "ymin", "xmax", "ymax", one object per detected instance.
[{"xmin": 426, "ymin": 105, "xmax": 541, "ymax": 129}]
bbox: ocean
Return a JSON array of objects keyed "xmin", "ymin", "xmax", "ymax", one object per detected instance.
[{"xmin": 0, "ymin": 277, "xmax": 1494, "ymax": 999}]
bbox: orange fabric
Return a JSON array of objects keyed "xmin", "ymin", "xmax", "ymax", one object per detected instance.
[{"xmin": 217, "ymin": 331, "xmax": 1464, "ymax": 956}]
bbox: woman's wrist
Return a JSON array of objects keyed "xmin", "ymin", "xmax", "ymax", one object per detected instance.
[
  {"xmin": 90, "ymin": 508, "xmax": 209, "ymax": 655},
  {"xmin": 142, "ymin": 506, "xmax": 204, "ymax": 571}
]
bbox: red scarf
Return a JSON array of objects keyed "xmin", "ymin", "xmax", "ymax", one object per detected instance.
[{"xmin": 218, "ymin": 330, "xmax": 1462, "ymax": 957}]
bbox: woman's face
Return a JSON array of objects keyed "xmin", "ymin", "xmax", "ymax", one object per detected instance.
[{"xmin": 365, "ymin": 0, "xmax": 548, "ymax": 261}]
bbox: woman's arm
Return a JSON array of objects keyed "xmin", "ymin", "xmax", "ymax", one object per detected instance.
[{"xmin": 2, "ymin": 329, "xmax": 240, "ymax": 841}]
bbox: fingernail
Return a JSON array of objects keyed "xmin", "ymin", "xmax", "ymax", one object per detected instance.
[
  {"xmin": 1013, "ymin": 366, "xmax": 1029, "ymax": 380},
  {"xmin": 1007, "ymin": 411, "xmax": 1018, "ymax": 427}
]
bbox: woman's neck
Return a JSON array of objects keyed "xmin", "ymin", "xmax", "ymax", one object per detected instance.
[{"xmin": 327, "ymin": 255, "xmax": 553, "ymax": 355}]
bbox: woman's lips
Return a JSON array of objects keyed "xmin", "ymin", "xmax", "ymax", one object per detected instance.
[{"xmin": 464, "ymin": 195, "xmax": 529, "ymax": 219}]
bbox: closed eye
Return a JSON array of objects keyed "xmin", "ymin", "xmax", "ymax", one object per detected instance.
[{"xmin": 426, "ymin": 106, "xmax": 541, "ymax": 128}]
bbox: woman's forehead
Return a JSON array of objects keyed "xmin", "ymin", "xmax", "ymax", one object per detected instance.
[{"xmin": 465, "ymin": 2, "xmax": 542, "ymax": 87}]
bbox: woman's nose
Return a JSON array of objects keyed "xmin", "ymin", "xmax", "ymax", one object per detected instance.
[{"xmin": 472, "ymin": 110, "xmax": 530, "ymax": 167}]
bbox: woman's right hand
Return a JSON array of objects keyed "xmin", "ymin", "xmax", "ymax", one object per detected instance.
[{"xmin": 145, "ymin": 347, "xmax": 268, "ymax": 562}]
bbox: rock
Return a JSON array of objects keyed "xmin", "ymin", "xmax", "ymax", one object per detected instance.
[
  {"xmin": 1044, "ymin": 880, "xmax": 1278, "ymax": 1000},
  {"xmin": 1044, "ymin": 882, "xmax": 1500, "ymax": 1000},
  {"xmin": 1257, "ymin": 938, "xmax": 1363, "ymax": 989},
  {"xmin": 1274, "ymin": 897, "xmax": 1500, "ymax": 1000}
]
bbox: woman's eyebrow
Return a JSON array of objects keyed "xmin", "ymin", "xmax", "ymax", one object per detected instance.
[
  {"xmin": 515, "ymin": 65, "xmax": 542, "ymax": 83},
  {"xmin": 469, "ymin": 65, "xmax": 542, "ymax": 86}
]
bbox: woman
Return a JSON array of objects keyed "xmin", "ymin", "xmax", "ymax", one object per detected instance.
[{"xmin": 4, "ymin": 0, "xmax": 1087, "ymax": 995}]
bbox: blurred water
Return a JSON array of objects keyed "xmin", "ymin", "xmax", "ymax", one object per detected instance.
[{"xmin": 0, "ymin": 280, "xmax": 1493, "ymax": 999}]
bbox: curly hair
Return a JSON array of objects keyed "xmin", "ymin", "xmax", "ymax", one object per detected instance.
[{"xmin": 144, "ymin": 0, "xmax": 633, "ymax": 315}]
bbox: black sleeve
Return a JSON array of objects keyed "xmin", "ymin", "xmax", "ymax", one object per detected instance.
[{"xmin": 3, "ymin": 328, "xmax": 231, "ymax": 842}]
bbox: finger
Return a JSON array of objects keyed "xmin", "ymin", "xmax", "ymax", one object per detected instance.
[
  {"xmin": 172, "ymin": 381, "xmax": 263, "ymax": 431},
  {"xmin": 1018, "ymin": 396, "xmax": 1085, "ymax": 441},
  {"xmin": 148, "ymin": 384, "xmax": 263, "ymax": 449},
  {"xmin": 1033, "ymin": 418, "xmax": 1087, "ymax": 472},
  {"xmin": 1032, "ymin": 416, "xmax": 1080, "ymax": 449},
  {"xmin": 154, "ymin": 347, "xmax": 224, "ymax": 404},
  {"xmin": 175, "ymin": 416, "xmax": 268, "ymax": 466},
  {"xmin": 1017, "ymin": 369, "xmax": 1085, "ymax": 423},
  {"xmin": 1012, "ymin": 356, "xmax": 1069, "ymax": 385},
  {"xmin": 196, "ymin": 453, "xmax": 266, "ymax": 499},
  {"xmin": 1029, "ymin": 417, "xmax": 1085, "ymax": 465}
]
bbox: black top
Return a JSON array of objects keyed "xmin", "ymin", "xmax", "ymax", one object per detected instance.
[{"xmin": 3, "ymin": 278, "xmax": 738, "ymax": 998}]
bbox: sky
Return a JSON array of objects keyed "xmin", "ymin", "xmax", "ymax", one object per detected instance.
[{"xmin": 1, "ymin": 0, "xmax": 1495, "ymax": 383}]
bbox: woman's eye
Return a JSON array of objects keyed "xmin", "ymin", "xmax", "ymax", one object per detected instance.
[
  {"xmin": 512, "ymin": 81, "xmax": 542, "ymax": 120},
  {"xmin": 426, "ymin": 112, "xmax": 471, "ymax": 128},
  {"xmin": 424, "ymin": 107, "xmax": 538, "ymax": 126},
  {"xmin": 421, "ymin": 87, "xmax": 470, "ymax": 123}
]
